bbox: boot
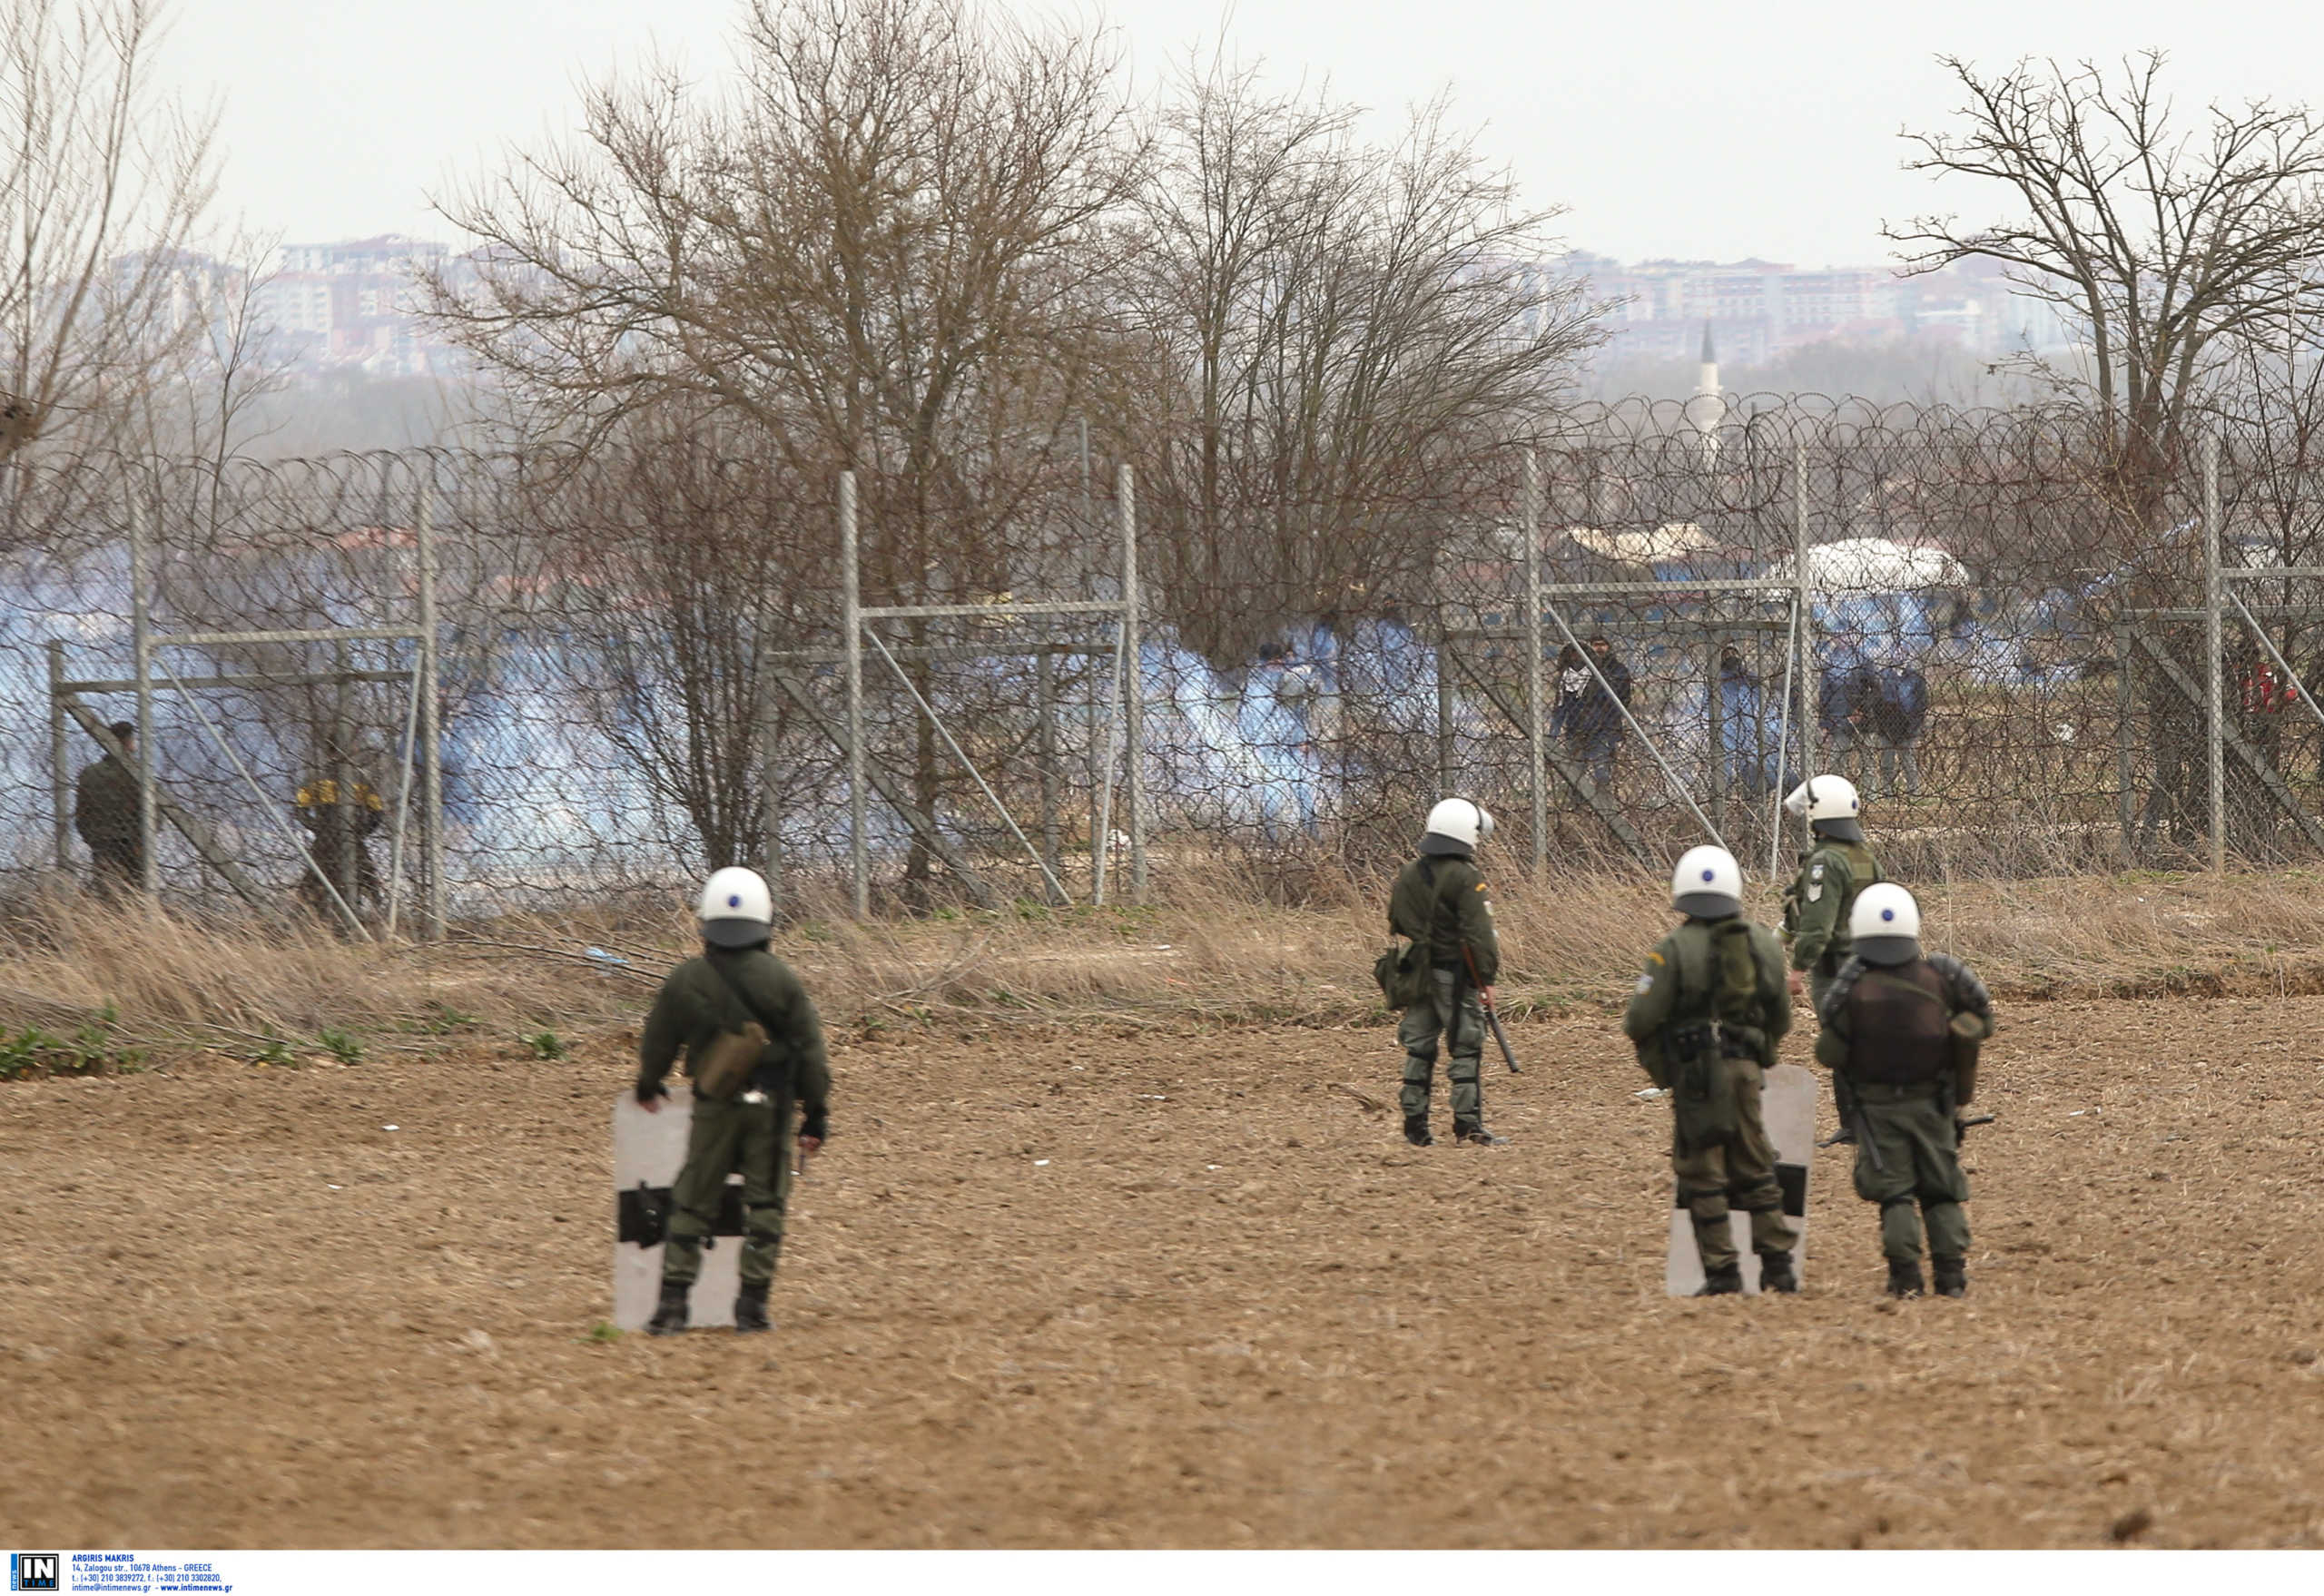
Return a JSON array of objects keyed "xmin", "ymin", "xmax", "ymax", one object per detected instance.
[
  {"xmin": 1453, "ymin": 1122, "xmax": 1507, "ymax": 1147},
  {"xmin": 1695, "ymin": 1263, "xmax": 1744, "ymax": 1296},
  {"xmin": 1931, "ymin": 1256, "xmax": 1967, "ymax": 1298},
  {"xmin": 734, "ymin": 1280, "xmax": 772, "ymax": 1334},
  {"xmin": 1885, "ymin": 1258, "xmax": 1925, "ymax": 1298},
  {"xmin": 1757, "ymin": 1248, "xmax": 1799, "ymax": 1294},
  {"xmin": 645, "ymin": 1277, "xmax": 691, "ymax": 1336},
  {"xmin": 1403, "ymin": 1116, "xmax": 1433, "ymax": 1148}
]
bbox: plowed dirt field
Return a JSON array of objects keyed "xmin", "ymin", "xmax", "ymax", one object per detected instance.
[{"xmin": 6, "ymin": 995, "xmax": 2324, "ymax": 1547}]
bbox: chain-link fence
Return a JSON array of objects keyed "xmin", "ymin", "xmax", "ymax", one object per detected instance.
[{"xmin": 8, "ymin": 395, "xmax": 2324, "ymax": 925}]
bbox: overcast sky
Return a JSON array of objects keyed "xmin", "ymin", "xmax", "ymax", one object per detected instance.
[{"xmin": 164, "ymin": 0, "xmax": 2322, "ymax": 267}]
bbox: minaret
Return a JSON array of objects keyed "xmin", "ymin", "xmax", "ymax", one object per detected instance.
[{"xmin": 1686, "ymin": 321, "xmax": 1725, "ymax": 464}]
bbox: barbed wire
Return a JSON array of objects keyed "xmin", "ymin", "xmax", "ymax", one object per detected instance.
[{"xmin": 5, "ymin": 393, "xmax": 2323, "ymax": 923}]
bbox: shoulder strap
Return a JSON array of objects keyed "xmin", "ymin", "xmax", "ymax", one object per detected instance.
[
  {"xmin": 705, "ymin": 953, "xmax": 783, "ymax": 1035},
  {"xmin": 1418, "ymin": 856, "xmax": 1462, "ymax": 920},
  {"xmin": 704, "ymin": 954, "xmax": 797, "ymax": 1120}
]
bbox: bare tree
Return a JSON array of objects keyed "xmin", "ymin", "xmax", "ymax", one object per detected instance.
[
  {"xmin": 429, "ymin": 0, "xmax": 1141, "ymax": 895},
  {"xmin": 1128, "ymin": 55, "xmax": 1605, "ymax": 658},
  {"xmin": 1888, "ymin": 53, "xmax": 2324, "ymax": 517},
  {"xmin": 430, "ymin": 0, "xmax": 1136, "ymax": 511},
  {"xmin": 514, "ymin": 420, "xmax": 823, "ymax": 875},
  {"xmin": 0, "ymin": 0, "xmax": 217, "ymax": 468}
]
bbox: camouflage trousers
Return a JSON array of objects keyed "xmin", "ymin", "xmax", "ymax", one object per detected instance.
[
  {"xmin": 661, "ymin": 1092, "xmax": 795, "ymax": 1287},
  {"xmin": 1399, "ymin": 967, "xmax": 1485, "ymax": 1129},
  {"xmin": 1673, "ymin": 1057, "xmax": 1798, "ymax": 1275},
  {"xmin": 1850, "ymin": 1080, "xmax": 1971, "ymax": 1264}
]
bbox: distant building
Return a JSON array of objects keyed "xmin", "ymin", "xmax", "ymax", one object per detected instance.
[
  {"xmin": 108, "ymin": 248, "xmax": 250, "ymax": 343},
  {"xmin": 1563, "ymin": 251, "xmax": 2075, "ymax": 363},
  {"xmin": 257, "ymin": 235, "xmax": 468, "ymax": 379}
]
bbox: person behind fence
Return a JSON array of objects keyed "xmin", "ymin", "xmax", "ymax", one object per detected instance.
[
  {"xmin": 1718, "ymin": 645, "xmax": 1776, "ymax": 795},
  {"xmin": 74, "ymin": 720, "xmax": 143, "ymax": 897},
  {"xmin": 637, "ymin": 866, "xmax": 831, "ymax": 1335},
  {"xmin": 1380, "ymin": 798, "xmax": 1504, "ymax": 1148},
  {"xmin": 1551, "ymin": 633, "xmax": 1632, "ymax": 797},
  {"xmin": 1254, "ymin": 641, "xmax": 1324, "ymax": 840},
  {"xmin": 1818, "ymin": 655, "xmax": 1880, "ymax": 782},
  {"xmin": 295, "ymin": 764, "xmax": 386, "ymax": 918},
  {"xmin": 2132, "ymin": 625, "xmax": 2202, "ymax": 852},
  {"xmin": 1866, "ymin": 660, "xmax": 1928, "ymax": 799},
  {"xmin": 1622, "ymin": 844, "xmax": 1797, "ymax": 1296},
  {"xmin": 1814, "ymin": 882, "xmax": 1994, "ymax": 1299},
  {"xmin": 1780, "ymin": 774, "xmax": 1883, "ymax": 1144}
]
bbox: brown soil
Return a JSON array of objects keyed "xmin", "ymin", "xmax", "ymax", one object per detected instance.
[{"xmin": 6, "ymin": 996, "xmax": 2324, "ymax": 1549}]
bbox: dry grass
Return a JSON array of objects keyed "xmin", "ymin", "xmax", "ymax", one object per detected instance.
[{"xmin": 10, "ymin": 862, "xmax": 2324, "ymax": 1066}]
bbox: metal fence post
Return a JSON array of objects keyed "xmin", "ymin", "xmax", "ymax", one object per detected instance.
[
  {"xmin": 1120, "ymin": 464, "xmax": 1146, "ymax": 902},
  {"xmin": 1707, "ymin": 634, "xmax": 1727, "ymax": 837},
  {"xmin": 1793, "ymin": 439, "xmax": 1816, "ymax": 798},
  {"xmin": 1036, "ymin": 645, "xmax": 1061, "ymax": 901},
  {"xmin": 129, "ymin": 491, "xmax": 158, "ymax": 894},
  {"xmin": 757, "ymin": 671, "xmax": 784, "ymax": 921},
  {"xmin": 1523, "ymin": 448, "xmax": 1546, "ymax": 878},
  {"xmin": 2204, "ymin": 432, "xmax": 2225, "ymax": 872},
  {"xmin": 418, "ymin": 478, "xmax": 446, "ymax": 939},
  {"xmin": 48, "ymin": 639, "xmax": 70, "ymax": 872},
  {"xmin": 1435, "ymin": 633, "xmax": 1456, "ymax": 800},
  {"xmin": 2114, "ymin": 619, "xmax": 2135, "ymax": 862},
  {"xmin": 334, "ymin": 640, "xmax": 358, "ymax": 912},
  {"xmin": 842, "ymin": 471, "xmax": 868, "ymax": 917}
]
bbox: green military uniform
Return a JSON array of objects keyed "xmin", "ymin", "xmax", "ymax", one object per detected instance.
[
  {"xmin": 1623, "ymin": 912, "xmax": 1797, "ymax": 1282},
  {"xmin": 1782, "ymin": 832, "xmax": 1882, "ymax": 1007},
  {"xmin": 1783, "ymin": 831, "xmax": 1881, "ymax": 1136},
  {"xmin": 74, "ymin": 752, "xmax": 143, "ymax": 894},
  {"xmin": 635, "ymin": 948, "xmax": 832, "ymax": 1289},
  {"xmin": 1815, "ymin": 951, "xmax": 1993, "ymax": 1294},
  {"xmin": 1386, "ymin": 842, "xmax": 1500, "ymax": 1138}
]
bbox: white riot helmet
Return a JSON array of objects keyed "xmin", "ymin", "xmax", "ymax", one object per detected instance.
[
  {"xmin": 1782, "ymin": 773, "xmax": 1863, "ymax": 840},
  {"xmin": 1849, "ymin": 882, "xmax": 1921, "ymax": 965},
  {"xmin": 1670, "ymin": 844, "xmax": 1743, "ymax": 919},
  {"xmin": 696, "ymin": 866, "xmax": 774, "ymax": 949},
  {"xmin": 1423, "ymin": 797, "xmax": 1495, "ymax": 851}
]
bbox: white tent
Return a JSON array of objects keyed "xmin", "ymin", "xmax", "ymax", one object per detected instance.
[
  {"xmin": 1561, "ymin": 522, "xmax": 1720, "ymax": 566},
  {"xmin": 1777, "ymin": 537, "xmax": 1969, "ymax": 592}
]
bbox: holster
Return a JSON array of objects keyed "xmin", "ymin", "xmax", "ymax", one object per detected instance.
[
  {"xmin": 1948, "ymin": 1011, "xmax": 1984, "ymax": 1105},
  {"xmin": 1666, "ymin": 1020, "xmax": 1738, "ymax": 1154}
]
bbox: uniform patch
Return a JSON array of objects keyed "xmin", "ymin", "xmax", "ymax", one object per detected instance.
[
  {"xmin": 1634, "ymin": 973, "xmax": 1655, "ymax": 994},
  {"xmin": 1647, "ymin": 951, "xmax": 1665, "ymax": 965},
  {"xmin": 1807, "ymin": 883, "xmax": 1822, "ymax": 902}
]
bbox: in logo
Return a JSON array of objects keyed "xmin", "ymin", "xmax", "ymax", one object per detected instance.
[{"xmin": 9, "ymin": 1554, "xmax": 59, "ymax": 1592}]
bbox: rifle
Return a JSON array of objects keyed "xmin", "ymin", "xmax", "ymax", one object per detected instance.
[
  {"xmin": 1460, "ymin": 944, "xmax": 1521, "ymax": 1074},
  {"xmin": 1815, "ymin": 1083, "xmax": 1886, "ymax": 1174}
]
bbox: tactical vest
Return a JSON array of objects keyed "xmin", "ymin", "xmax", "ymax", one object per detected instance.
[
  {"xmin": 1390, "ymin": 854, "xmax": 1470, "ymax": 970},
  {"xmin": 1786, "ymin": 839, "xmax": 1883, "ymax": 969},
  {"xmin": 1669, "ymin": 918, "xmax": 1768, "ymax": 1059},
  {"xmin": 1844, "ymin": 958, "xmax": 1950, "ymax": 1084}
]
